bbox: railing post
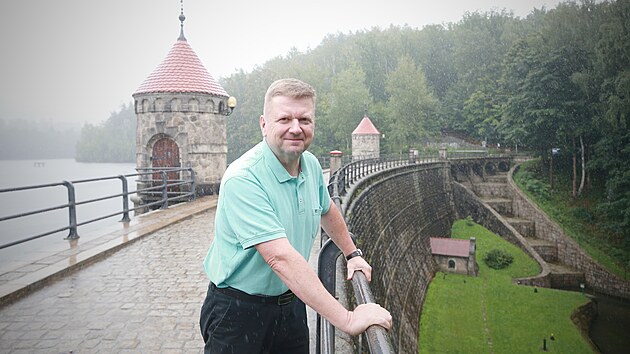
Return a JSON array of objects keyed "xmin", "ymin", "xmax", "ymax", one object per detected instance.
[
  {"xmin": 160, "ymin": 171, "xmax": 168, "ymax": 210},
  {"xmin": 439, "ymin": 147, "xmax": 448, "ymax": 160},
  {"xmin": 189, "ymin": 168, "xmax": 197, "ymax": 201},
  {"xmin": 63, "ymin": 180, "xmax": 79, "ymax": 240},
  {"xmin": 316, "ymin": 237, "xmax": 343, "ymax": 354},
  {"xmin": 118, "ymin": 175, "xmax": 131, "ymax": 222}
]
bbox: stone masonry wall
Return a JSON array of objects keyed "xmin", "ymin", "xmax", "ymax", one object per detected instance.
[
  {"xmin": 352, "ymin": 134, "xmax": 380, "ymax": 161},
  {"xmin": 451, "ymin": 182, "xmax": 552, "ymax": 288},
  {"xmin": 344, "ymin": 163, "xmax": 456, "ymax": 353},
  {"xmin": 135, "ymin": 92, "xmax": 228, "ymax": 195},
  {"xmin": 507, "ymin": 165, "xmax": 630, "ymax": 298}
]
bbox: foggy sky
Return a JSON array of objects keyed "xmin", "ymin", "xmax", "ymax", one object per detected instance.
[{"xmin": 0, "ymin": 0, "xmax": 564, "ymax": 128}]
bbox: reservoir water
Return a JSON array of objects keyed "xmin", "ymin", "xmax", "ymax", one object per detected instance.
[{"xmin": 0, "ymin": 159, "xmax": 137, "ymax": 273}]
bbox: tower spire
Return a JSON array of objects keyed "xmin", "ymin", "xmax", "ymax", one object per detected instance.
[{"xmin": 178, "ymin": 0, "xmax": 187, "ymax": 41}]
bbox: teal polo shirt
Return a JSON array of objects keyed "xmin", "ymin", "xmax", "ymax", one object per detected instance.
[{"xmin": 203, "ymin": 140, "xmax": 331, "ymax": 296}]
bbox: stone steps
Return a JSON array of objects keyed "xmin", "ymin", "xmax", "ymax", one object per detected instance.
[
  {"xmin": 485, "ymin": 174, "xmax": 508, "ymax": 183},
  {"xmin": 474, "ymin": 182, "xmax": 509, "ymax": 199},
  {"xmin": 547, "ymin": 262, "xmax": 586, "ymax": 290},
  {"xmin": 470, "ymin": 173, "xmax": 588, "ymax": 291},
  {"xmin": 523, "ymin": 237, "xmax": 557, "ymax": 263},
  {"xmin": 504, "ymin": 217, "xmax": 535, "ymax": 238},
  {"xmin": 482, "ymin": 197, "xmax": 513, "ymax": 216}
]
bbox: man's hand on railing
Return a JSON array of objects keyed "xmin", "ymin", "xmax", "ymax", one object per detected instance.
[
  {"xmin": 347, "ymin": 256, "xmax": 372, "ymax": 281},
  {"xmin": 342, "ymin": 303, "xmax": 393, "ymax": 335}
]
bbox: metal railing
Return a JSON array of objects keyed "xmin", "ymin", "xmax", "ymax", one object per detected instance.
[
  {"xmin": 0, "ymin": 167, "xmax": 196, "ymax": 250},
  {"xmin": 329, "ymin": 154, "xmax": 438, "ymax": 198},
  {"xmin": 317, "ymin": 156, "xmax": 421, "ymax": 354}
]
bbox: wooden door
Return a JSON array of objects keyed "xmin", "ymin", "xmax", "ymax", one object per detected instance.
[{"xmin": 151, "ymin": 138, "xmax": 180, "ymax": 191}]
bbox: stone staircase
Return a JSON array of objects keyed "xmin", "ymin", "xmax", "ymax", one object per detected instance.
[{"xmin": 474, "ymin": 172, "xmax": 584, "ymax": 288}]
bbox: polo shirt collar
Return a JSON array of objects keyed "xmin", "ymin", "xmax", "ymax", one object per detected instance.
[{"xmin": 262, "ymin": 139, "xmax": 309, "ymax": 183}]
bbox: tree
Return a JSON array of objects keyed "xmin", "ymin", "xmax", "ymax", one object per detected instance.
[
  {"xmin": 385, "ymin": 55, "xmax": 440, "ymax": 153},
  {"xmin": 319, "ymin": 63, "xmax": 372, "ymax": 151},
  {"xmin": 75, "ymin": 103, "xmax": 136, "ymax": 162}
]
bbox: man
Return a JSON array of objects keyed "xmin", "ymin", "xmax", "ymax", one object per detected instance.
[{"xmin": 200, "ymin": 78, "xmax": 392, "ymax": 353}]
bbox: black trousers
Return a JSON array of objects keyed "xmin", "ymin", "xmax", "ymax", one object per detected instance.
[{"xmin": 200, "ymin": 283, "xmax": 309, "ymax": 354}]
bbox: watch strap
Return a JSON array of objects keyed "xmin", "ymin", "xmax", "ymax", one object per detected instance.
[{"xmin": 346, "ymin": 249, "xmax": 363, "ymax": 261}]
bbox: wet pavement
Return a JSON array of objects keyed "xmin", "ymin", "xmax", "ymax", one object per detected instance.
[
  {"xmin": 0, "ymin": 195, "xmax": 334, "ymax": 353},
  {"xmin": 0, "ymin": 197, "xmax": 218, "ymax": 353}
]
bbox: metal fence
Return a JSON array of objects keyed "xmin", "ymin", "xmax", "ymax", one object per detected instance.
[
  {"xmin": 329, "ymin": 154, "xmax": 438, "ymax": 198},
  {"xmin": 316, "ymin": 156, "xmax": 427, "ymax": 354},
  {"xmin": 0, "ymin": 167, "xmax": 196, "ymax": 250}
]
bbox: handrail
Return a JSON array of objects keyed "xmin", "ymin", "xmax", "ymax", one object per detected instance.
[
  {"xmin": 0, "ymin": 167, "xmax": 196, "ymax": 250},
  {"xmin": 317, "ymin": 156, "xmax": 407, "ymax": 354}
]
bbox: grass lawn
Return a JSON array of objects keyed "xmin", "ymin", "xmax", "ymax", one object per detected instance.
[{"xmin": 419, "ymin": 220, "xmax": 594, "ymax": 353}]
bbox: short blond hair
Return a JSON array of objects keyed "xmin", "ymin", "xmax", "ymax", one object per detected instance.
[{"xmin": 263, "ymin": 78, "xmax": 316, "ymax": 116}]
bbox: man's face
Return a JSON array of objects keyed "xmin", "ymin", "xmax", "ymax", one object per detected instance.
[{"xmin": 260, "ymin": 95, "xmax": 315, "ymax": 165}]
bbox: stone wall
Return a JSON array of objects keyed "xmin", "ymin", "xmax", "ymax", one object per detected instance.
[
  {"xmin": 351, "ymin": 134, "xmax": 380, "ymax": 161},
  {"xmin": 507, "ymin": 165, "xmax": 630, "ymax": 298},
  {"xmin": 344, "ymin": 163, "xmax": 455, "ymax": 353},
  {"xmin": 434, "ymin": 255, "xmax": 472, "ymax": 276},
  {"xmin": 135, "ymin": 92, "xmax": 228, "ymax": 195}
]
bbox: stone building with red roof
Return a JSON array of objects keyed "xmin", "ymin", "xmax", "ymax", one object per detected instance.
[
  {"xmin": 132, "ymin": 10, "xmax": 235, "ymax": 206},
  {"xmin": 430, "ymin": 237, "xmax": 478, "ymax": 276},
  {"xmin": 351, "ymin": 112, "xmax": 381, "ymax": 161}
]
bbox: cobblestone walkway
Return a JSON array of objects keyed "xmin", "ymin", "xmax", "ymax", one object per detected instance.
[{"xmin": 0, "ymin": 209, "xmax": 215, "ymax": 353}]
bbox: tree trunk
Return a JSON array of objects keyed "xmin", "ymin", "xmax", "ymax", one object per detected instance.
[
  {"xmin": 578, "ymin": 136, "xmax": 586, "ymax": 197},
  {"xmin": 572, "ymin": 137, "xmax": 577, "ymax": 198},
  {"xmin": 550, "ymin": 147, "xmax": 554, "ymax": 191}
]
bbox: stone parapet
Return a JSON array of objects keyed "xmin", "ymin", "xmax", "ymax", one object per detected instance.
[{"xmin": 343, "ymin": 163, "xmax": 455, "ymax": 353}]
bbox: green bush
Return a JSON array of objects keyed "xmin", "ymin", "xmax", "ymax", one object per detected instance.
[
  {"xmin": 465, "ymin": 215, "xmax": 474, "ymax": 226},
  {"xmin": 484, "ymin": 249, "xmax": 514, "ymax": 269},
  {"xmin": 571, "ymin": 207, "xmax": 594, "ymax": 223},
  {"xmin": 519, "ymin": 171, "xmax": 551, "ymax": 200}
]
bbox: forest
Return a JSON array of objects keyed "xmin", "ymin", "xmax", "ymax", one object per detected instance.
[
  {"xmin": 219, "ymin": 0, "xmax": 629, "ymax": 248},
  {"xmin": 0, "ymin": 118, "xmax": 78, "ymax": 160},
  {"xmin": 78, "ymin": 0, "xmax": 629, "ymax": 246},
  {"xmin": 74, "ymin": 103, "xmax": 136, "ymax": 163}
]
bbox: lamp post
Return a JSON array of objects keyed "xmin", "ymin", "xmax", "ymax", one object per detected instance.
[{"xmin": 580, "ymin": 282, "xmax": 585, "ymax": 295}]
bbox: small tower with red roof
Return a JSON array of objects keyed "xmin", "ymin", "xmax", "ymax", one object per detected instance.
[
  {"xmin": 132, "ymin": 7, "xmax": 235, "ymax": 203},
  {"xmin": 351, "ymin": 110, "xmax": 381, "ymax": 161}
]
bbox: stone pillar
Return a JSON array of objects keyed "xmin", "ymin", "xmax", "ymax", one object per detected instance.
[
  {"xmin": 469, "ymin": 237, "xmax": 477, "ymax": 276},
  {"xmin": 329, "ymin": 150, "xmax": 343, "ymax": 175},
  {"xmin": 439, "ymin": 147, "xmax": 448, "ymax": 160},
  {"xmin": 408, "ymin": 149, "xmax": 418, "ymax": 163}
]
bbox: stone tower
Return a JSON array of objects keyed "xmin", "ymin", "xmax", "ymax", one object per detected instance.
[
  {"xmin": 351, "ymin": 112, "xmax": 381, "ymax": 161},
  {"xmin": 132, "ymin": 9, "xmax": 234, "ymax": 202}
]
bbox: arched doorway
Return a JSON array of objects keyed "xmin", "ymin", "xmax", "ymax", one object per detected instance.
[{"xmin": 151, "ymin": 137, "xmax": 180, "ymax": 192}]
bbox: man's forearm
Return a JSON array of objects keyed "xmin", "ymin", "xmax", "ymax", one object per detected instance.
[
  {"xmin": 256, "ymin": 239, "xmax": 352, "ymax": 331},
  {"xmin": 321, "ymin": 201, "xmax": 357, "ymax": 257}
]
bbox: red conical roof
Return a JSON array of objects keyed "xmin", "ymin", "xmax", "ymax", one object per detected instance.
[
  {"xmin": 352, "ymin": 116, "xmax": 380, "ymax": 135},
  {"xmin": 133, "ymin": 39, "xmax": 228, "ymax": 97}
]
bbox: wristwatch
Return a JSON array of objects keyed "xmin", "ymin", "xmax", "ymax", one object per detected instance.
[{"xmin": 346, "ymin": 249, "xmax": 363, "ymax": 261}]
